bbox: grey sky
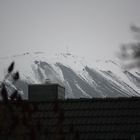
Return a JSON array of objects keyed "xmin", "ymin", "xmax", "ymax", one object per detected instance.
[{"xmin": 0, "ymin": 0, "xmax": 140, "ymax": 60}]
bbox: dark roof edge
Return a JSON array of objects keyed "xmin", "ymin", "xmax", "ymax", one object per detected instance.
[
  {"xmin": 28, "ymin": 83, "xmax": 64, "ymax": 88},
  {"xmin": 1, "ymin": 96, "xmax": 140, "ymax": 104}
]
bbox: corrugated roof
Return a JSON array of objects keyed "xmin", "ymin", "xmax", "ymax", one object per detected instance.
[{"xmin": 0, "ymin": 97, "xmax": 140, "ymax": 140}]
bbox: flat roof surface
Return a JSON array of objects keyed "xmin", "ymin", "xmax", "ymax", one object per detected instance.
[{"xmin": 28, "ymin": 83, "xmax": 65, "ymax": 88}]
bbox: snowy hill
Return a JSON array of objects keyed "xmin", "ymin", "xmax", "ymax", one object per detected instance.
[{"xmin": 0, "ymin": 52, "xmax": 140, "ymax": 99}]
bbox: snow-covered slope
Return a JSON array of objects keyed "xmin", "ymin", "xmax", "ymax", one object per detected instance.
[{"xmin": 0, "ymin": 52, "xmax": 140, "ymax": 99}]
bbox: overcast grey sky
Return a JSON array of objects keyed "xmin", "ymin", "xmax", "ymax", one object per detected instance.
[{"xmin": 0, "ymin": 0, "xmax": 140, "ymax": 60}]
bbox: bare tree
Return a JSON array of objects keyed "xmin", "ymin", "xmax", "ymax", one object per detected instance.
[
  {"xmin": 118, "ymin": 25, "xmax": 140, "ymax": 70},
  {"xmin": 0, "ymin": 61, "xmax": 22, "ymax": 102},
  {"xmin": 0, "ymin": 62, "xmax": 41, "ymax": 140}
]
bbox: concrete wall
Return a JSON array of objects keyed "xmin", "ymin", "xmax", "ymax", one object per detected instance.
[{"xmin": 28, "ymin": 84, "xmax": 65, "ymax": 101}]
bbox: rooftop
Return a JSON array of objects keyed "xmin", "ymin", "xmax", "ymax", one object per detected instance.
[{"xmin": 0, "ymin": 97, "xmax": 140, "ymax": 140}]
